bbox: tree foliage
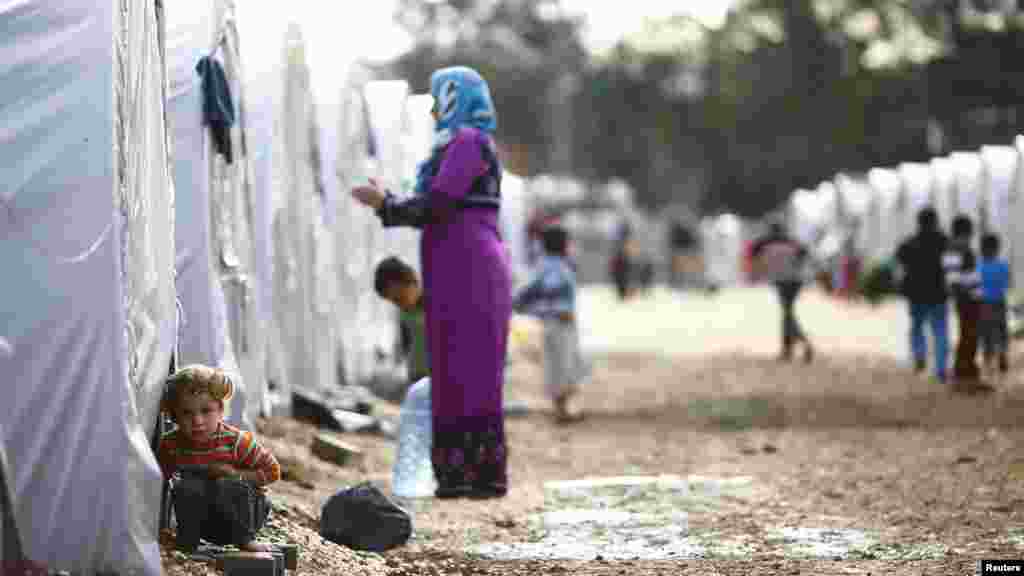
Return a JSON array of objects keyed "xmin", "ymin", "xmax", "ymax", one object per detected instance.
[{"xmin": 388, "ymin": 0, "xmax": 1024, "ymax": 217}]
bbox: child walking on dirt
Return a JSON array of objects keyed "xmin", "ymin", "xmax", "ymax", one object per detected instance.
[
  {"xmin": 750, "ymin": 220, "xmax": 816, "ymax": 363},
  {"xmin": 978, "ymin": 233, "xmax": 1010, "ymax": 379},
  {"xmin": 943, "ymin": 215, "xmax": 992, "ymax": 393},
  {"xmin": 375, "ymin": 256, "xmax": 430, "ymax": 385},
  {"xmin": 158, "ymin": 364, "xmax": 281, "ymax": 552},
  {"xmin": 513, "ymin": 225, "xmax": 587, "ymax": 423}
]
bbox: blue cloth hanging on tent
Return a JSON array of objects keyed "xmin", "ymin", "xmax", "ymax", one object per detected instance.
[{"xmin": 196, "ymin": 55, "xmax": 235, "ymax": 164}]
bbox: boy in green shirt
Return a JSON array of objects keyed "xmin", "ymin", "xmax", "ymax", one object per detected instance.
[{"xmin": 375, "ymin": 256, "xmax": 429, "ymax": 383}]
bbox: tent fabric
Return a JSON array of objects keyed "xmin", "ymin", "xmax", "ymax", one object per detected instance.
[
  {"xmin": 701, "ymin": 214, "xmax": 744, "ymax": 286},
  {"xmin": 898, "ymin": 162, "xmax": 933, "ymax": 241},
  {"xmin": 950, "ymin": 151, "xmax": 984, "ymax": 227},
  {"xmin": 501, "ymin": 173, "xmax": 531, "ymax": 286},
  {"xmin": 1011, "ymin": 138, "xmax": 1024, "ymax": 288},
  {"xmin": 867, "ymin": 168, "xmax": 905, "ymax": 262},
  {"xmin": 233, "ymin": 1, "xmax": 289, "ymax": 410},
  {"xmin": 833, "ymin": 174, "xmax": 875, "ymax": 259},
  {"xmin": 979, "ymin": 145, "xmax": 1017, "ymax": 244},
  {"xmin": 167, "ymin": 0, "xmax": 251, "ymax": 429},
  {"xmin": 930, "ymin": 156, "xmax": 957, "ymax": 231},
  {"xmin": 0, "ymin": 1, "xmax": 168, "ymax": 573},
  {"xmin": 214, "ymin": 5, "xmax": 268, "ymax": 423},
  {"xmin": 270, "ymin": 26, "xmax": 337, "ymax": 408}
]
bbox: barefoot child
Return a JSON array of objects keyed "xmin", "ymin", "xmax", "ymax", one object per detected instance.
[
  {"xmin": 158, "ymin": 365, "xmax": 281, "ymax": 552},
  {"xmin": 375, "ymin": 256, "xmax": 429, "ymax": 385},
  {"xmin": 513, "ymin": 225, "xmax": 586, "ymax": 423}
]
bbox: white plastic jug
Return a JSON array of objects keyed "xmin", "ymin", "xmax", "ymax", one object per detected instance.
[{"xmin": 392, "ymin": 377, "xmax": 437, "ymax": 498}]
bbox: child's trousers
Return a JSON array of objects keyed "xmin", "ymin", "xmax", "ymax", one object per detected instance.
[{"xmin": 172, "ymin": 472, "xmax": 270, "ymax": 550}]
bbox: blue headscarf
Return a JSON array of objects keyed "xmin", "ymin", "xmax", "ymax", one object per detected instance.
[{"xmin": 413, "ymin": 66, "xmax": 497, "ymax": 196}]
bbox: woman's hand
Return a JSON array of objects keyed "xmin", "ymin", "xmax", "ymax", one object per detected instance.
[{"xmin": 352, "ymin": 178, "xmax": 386, "ymax": 210}]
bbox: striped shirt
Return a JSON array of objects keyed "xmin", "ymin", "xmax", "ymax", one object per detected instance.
[
  {"xmin": 157, "ymin": 422, "xmax": 281, "ymax": 486},
  {"xmin": 942, "ymin": 242, "xmax": 983, "ymax": 302}
]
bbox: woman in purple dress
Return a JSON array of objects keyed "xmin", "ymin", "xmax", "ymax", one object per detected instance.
[{"xmin": 352, "ymin": 67, "xmax": 511, "ymax": 499}]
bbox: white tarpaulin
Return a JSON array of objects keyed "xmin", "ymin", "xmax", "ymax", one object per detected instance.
[
  {"xmin": 834, "ymin": 173, "xmax": 875, "ymax": 259},
  {"xmin": 167, "ymin": 0, "xmax": 251, "ymax": 429},
  {"xmin": 701, "ymin": 214, "xmax": 744, "ymax": 286},
  {"xmin": 898, "ymin": 162, "xmax": 933, "ymax": 238},
  {"xmin": 867, "ymin": 167, "xmax": 904, "ymax": 262},
  {"xmin": 234, "ymin": 1, "xmax": 288, "ymax": 407},
  {"xmin": 788, "ymin": 188, "xmax": 825, "ymax": 247},
  {"xmin": 979, "ymin": 145, "xmax": 1017, "ymax": 244},
  {"xmin": 0, "ymin": 1, "xmax": 171, "ymax": 573},
  {"xmin": 501, "ymin": 173, "xmax": 531, "ymax": 286},
  {"xmin": 1012, "ymin": 136, "xmax": 1024, "ymax": 287},
  {"xmin": 930, "ymin": 156, "xmax": 957, "ymax": 231},
  {"xmin": 267, "ymin": 25, "xmax": 339, "ymax": 407},
  {"xmin": 950, "ymin": 151, "xmax": 984, "ymax": 227},
  {"xmin": 212, "ymin": 3, "xmax": 269, "ymax": 422}
]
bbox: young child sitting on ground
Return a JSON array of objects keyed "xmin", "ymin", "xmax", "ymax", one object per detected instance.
[
  {"xmin": 513, "ymin": 225, "xmax": 587, "ymax": 423},
  {"xmin": 158, "ymin": 364, "xmax": 281, "ymax": 552},
  {"xmin": 375, "ymin": 256, "xmax": 429, "ymax": 385},
  {"xmin": 979, "ymin": 233, "xmax": 1011, "ymax": 379}
]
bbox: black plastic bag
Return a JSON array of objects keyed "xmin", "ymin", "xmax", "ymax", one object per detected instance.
[{"xmin": 320, "ymin": 482, "xmax": 412, "ymax": 551}]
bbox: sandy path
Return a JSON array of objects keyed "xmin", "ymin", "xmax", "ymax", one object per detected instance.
[{"xmin": 165, "ymin": 284, "xmax": 1024, "ymax": 576}]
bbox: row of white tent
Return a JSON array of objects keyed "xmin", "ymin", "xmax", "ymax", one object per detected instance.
[
  {"xmin": 786, "ymin": 140, "xmax": 1024, "ymax": 283},
  {"xmin": 0, "ymin": 1, "xmax": 541, "ymax": 574}
]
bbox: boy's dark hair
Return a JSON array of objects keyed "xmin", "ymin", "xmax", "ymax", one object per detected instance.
[
  {"xmin": 951, "ymin": 214, "xmax": 973, "ymax": 238},
  {"xmin": 374, "ymin": 256, "xmax": 418, "ymax": 298},
  {"xmin": 981, "ymin": 233, "xmax": 1001, "ymax": 260},
  {"xmin": 542, "ymin": 225, "xmax": 570, "ymax": 257},
  {"xmin": 916, "ymin": 207, "xmax": 938, "ymax": 232}
]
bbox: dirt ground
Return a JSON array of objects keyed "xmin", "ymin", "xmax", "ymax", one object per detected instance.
[{"xmin": 163, "ymin": 285, "xmax": 1024, "ymax": 576}]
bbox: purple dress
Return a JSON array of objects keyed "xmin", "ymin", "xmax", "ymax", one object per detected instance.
[{"xmin": 378, "ymin": 127, "xmax": 511, "ymax": 496}]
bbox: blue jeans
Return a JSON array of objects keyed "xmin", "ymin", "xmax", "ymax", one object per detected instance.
[{"xmin": 909, "ymin": 301, "xmax": 948, "ymax": 380}]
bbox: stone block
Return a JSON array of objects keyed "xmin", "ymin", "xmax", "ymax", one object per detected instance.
[
  {"xmin": 312, "ymin": 432, "xmax": 363, "ymax": 467},
  {"xmin": 275, "ymin": 543, "xmax": 299, "ymax": 569},
  {"xmin": 216, "ymin": 552, "xmax": 277, "ymax": 576}
]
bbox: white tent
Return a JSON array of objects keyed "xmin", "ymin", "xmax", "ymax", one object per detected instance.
[
  {"xmin": 501, "ymin": 173, "xmax": 531, "ymax": 286},
  {"xmin": 0, "ymin": 1, "xmax": 173, "ymax": 573},
  {"xmin": 930, "ymin": 156, "xmax": 957, "ymax": 231},
  {"xmin": 898, "ymin": 162, "xmax": 934, "ymax": 238},
  {"xmin": 867, "ymin": 167, "xmax": 905, "ymax": 261},
  {"xmin": 788, "ymin": 188, "xmax": 826, "ymax": 247},
  {"xmin": 233, "ymin": 1, "xmax": 290, "ymax": 411},
  {"xmin": 267, "ymin": 25, "xmax": 339, "ymax": 410},
  {"xmin": 979, "ymin": 145, "xmax": 1017, "ymax": 244},
  {"xmin": 701, "ymin": 214, "xmax": 744, "ymax": 286},
  {"xmin": 834, "ymin": 173, "xmax": 876, "ymax": 257},
  {"xmin": 167, "ymin": 0, "xmax": 253, "ymax": 429},
  {"xmin": 949, "ymin": 150, "xmax": 984, "ymax": 227},
  {"xmin": 1012, "ymin": 136, "xmax": 1024, "ymax": 287}
]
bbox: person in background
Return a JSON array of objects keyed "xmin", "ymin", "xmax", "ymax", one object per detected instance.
[
  {"xmin": 352, "ymin": 66, "xmax": 511, "ymax": 499},
  {"xmin": 513, "ymin": 225, "xmax": 587, "ymax": 424},
  {"xmin": 978, "ymin": 233, "xmax": 1010, "ymax": 379},
  {"xmin": 943, "ymin": 215, "xmax": 992, "ymax": 393},
  {"xmin": 374, "ymin": 256, "xmax": 429, "ymax": 385},
  {"xmin": 158, "ymin": 365, "xmax": 280, "ymax": 552},
  {"xmin": 894, "ymin": 207, "xmax": 949, "ymax": 382},
  {"xmin": 750, "ymin": 220, "xmax": 816, "ymax": 363}
]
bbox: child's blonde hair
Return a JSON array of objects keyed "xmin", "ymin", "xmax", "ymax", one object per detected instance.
[{"xmin": 161, "ymin": 364, "xmax": 234, "ymax": 421}]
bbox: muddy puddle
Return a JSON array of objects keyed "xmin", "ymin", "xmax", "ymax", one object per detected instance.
[{"xmin": 468, "ymin": 475, "xmax": 956, "ymax": 561}]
